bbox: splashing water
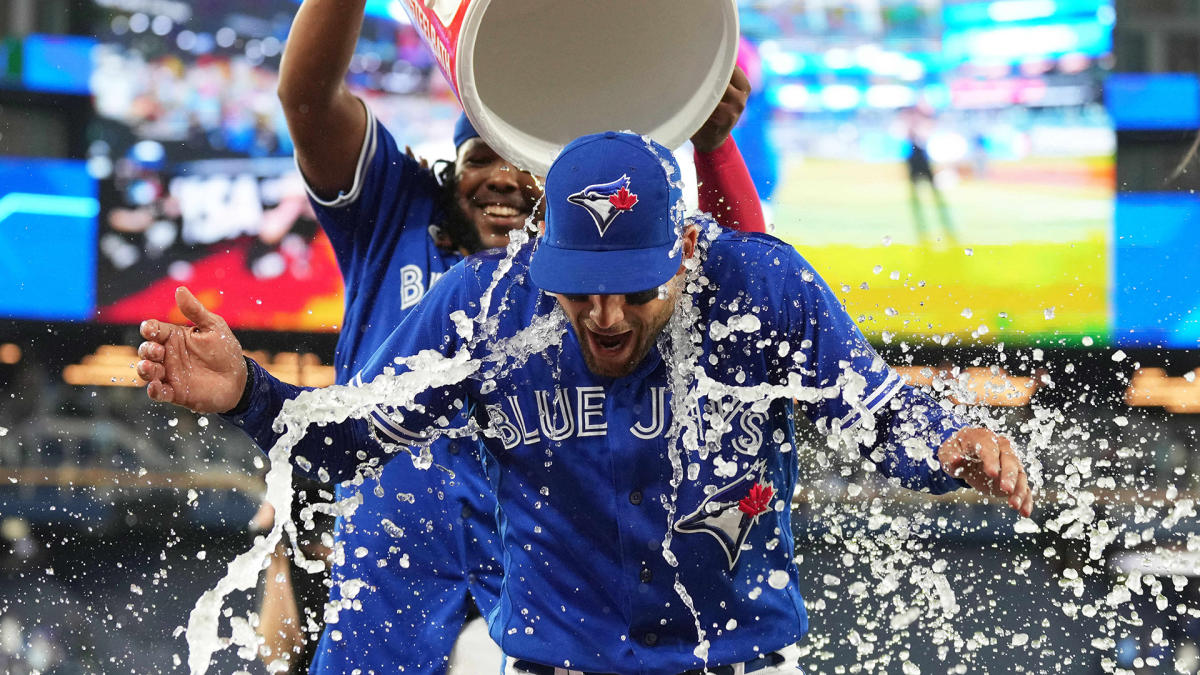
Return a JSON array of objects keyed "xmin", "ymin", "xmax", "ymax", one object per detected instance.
[
  {"xmin": 183, "ymin": 220, "xmax": 551, "ymax": 674},
  {"xmin": 179, "ymin": 207, "xmax": 1184, "ymax": 675}
]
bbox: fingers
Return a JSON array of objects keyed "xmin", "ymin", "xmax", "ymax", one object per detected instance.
[
  {"xmin": 973, "ymin": 433, "xmax": 1001, "ymax": 482},
  {"xmin": 978, "ymin": 433, "xmax": 1034, "ymax": 517},
  {"xmin": 145, "ymin": 379, "xmax": 176, "ymax": 404},
  {"xmin": 729, "ymin": 65, "xmax": 751, "ymax": 96},
  {"xmin": 136, "ymin": 339, "xmax": 167, "ymax": 386},
  {"xmin": 140, "ymin": 318, "xmax": 168, "ymax": 343},
  {"xmin": 137, "ymin": 340, "xmax": 164, "ymax": 362},
  {"xmin": 136, "ymin": 358, "xmax": 165, "ymax": 384},
  {"xmin": 716, "ymin": 84, "xmax": 748, "ymax": 117},
  {"xmin": 1009, "ymin": 470, "xmax": 1033, "ymax": 517},
  {"xmin": 175, "ymin": 286, "xmax": 216, "ymax": 329},
  {"xmin": 997, "ymin": 438, "xmax": 1020, "ymax": 492}
]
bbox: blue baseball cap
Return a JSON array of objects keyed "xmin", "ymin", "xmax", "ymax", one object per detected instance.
[
  {"xmin": 454, "ymin": 112, "xmax": 480, "ymax": 149},
  {"xmin": 530, "ymin": 132, "xmax": 686, "ymax": 295}
]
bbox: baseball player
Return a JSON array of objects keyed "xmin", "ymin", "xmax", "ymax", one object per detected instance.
[
  {"xmin": 138, "ymin": 131, "xmax": 1032, "ymax": 674},
  {"xmin": 157, "ymin": 0, "xmax": 768, "ymax": 671}
]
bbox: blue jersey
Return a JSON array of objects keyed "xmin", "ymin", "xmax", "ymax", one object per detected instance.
[
  {"xmin": 278, "ymin": 230, "xmax": 963, "ymax": 674},
  {"xmin": 255, "ymin": 108, "xmax": 502, "ymax": 674}
]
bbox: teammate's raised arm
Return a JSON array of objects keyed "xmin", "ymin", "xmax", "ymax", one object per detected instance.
[
  {"xmin": 692, "ymin": 66, "xmax": 767, "ymax": 234},
  {"xmin": 277, "ymin": 0, "xmax": 370, "ymax": 200}
]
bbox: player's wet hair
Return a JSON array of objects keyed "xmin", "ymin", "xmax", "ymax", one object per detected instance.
[{"xmin": 433, "ymin": 158, "xmax": 486, "ymax": 254}]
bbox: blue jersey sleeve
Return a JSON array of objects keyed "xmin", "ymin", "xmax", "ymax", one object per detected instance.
[
  {"xmin": 351, "ymin": 261, "xmax": 476, "ymax": 450},
  {"xmin": 871, "ymin": 385, "xmax": 968, "ymax": 494},
  {"xmin": 222, "ymin": 261, "xmax": 477, "ymax": 482},
  {"xmin": 221, "ymin": 359, "xmax": 378, "ymax": 481},
  {"xmin": 781, "ymin": 251, "xmax": 965, "ymax": 493},
  {"xmin": 781, "ymin": 253, "xmax": 903, "ymax": 431},
  {"xmin": 302, "ymin": 106, "xmax": 438, "ymax": 243}
]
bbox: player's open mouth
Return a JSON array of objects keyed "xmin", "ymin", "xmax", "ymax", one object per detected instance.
[
  {"xmin": 587, "ymin": 329, "xmax": 632, "ymax": 355},
  {"xmin": 480, "ymin": 203, "xmax": 530, "ymax": 227}
]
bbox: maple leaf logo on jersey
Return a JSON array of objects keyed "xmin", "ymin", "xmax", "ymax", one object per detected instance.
[
  {"xmin": 674, "ymin": 460, "xmax": 776, "ymax": 570},
  {"xmin": 567, "ymin": 174, "xmax": 637, "ymax": 237}
]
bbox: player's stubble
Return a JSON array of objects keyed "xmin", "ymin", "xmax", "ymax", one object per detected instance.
[{"xmin": 557, "ymin": 275, "xmax": 683, "ymax": 379}]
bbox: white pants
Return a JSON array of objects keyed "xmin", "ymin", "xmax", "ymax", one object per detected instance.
[
  {"xmin": 447, "ymin": 615, "xmax": 504, "ymax": 674},
  {"xmin": 503, "ymin": 642, "xmax": 803, "ymax": 675}
]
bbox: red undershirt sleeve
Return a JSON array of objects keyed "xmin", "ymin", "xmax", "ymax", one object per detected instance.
[{"xmin": 693, "ymin": 136, "xmax": 767, "ymax": 234}]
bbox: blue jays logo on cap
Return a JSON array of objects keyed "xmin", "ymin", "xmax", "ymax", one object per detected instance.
[
  {"xmin": 674, "ymin": 460, "xmax": 776, "ymax": 570},
  {"xmin": 567, "ymin": 174, "xmax": 639, "ymax": 238}
]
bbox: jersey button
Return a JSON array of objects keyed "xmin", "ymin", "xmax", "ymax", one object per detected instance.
[
  {"xmin": 639, "ymin": 567, "xmax": 653, "ymax": 583},
  {"xmin": 629, "ymin": 491, "xmax": 643, "ymax": 505},
  {"xmin": 642, "ymin": 632, "xmax": 658, "ymax": 647}
]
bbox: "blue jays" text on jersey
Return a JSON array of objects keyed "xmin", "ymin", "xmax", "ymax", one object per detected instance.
[{"xmin": 322, "ymin": 229, "xmax": 968, "ymax": 675}]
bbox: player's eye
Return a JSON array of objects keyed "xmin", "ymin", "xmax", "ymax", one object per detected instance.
[
  {"xmin": 623, "ymin": 288, "xmax": 660, "ymax": 305},
  {"xmin": 560, "ymin": 290, "xmax": 658, "ymax": 304}
]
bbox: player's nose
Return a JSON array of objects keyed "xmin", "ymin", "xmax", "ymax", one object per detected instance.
[
  {"xmin": 589, "ymin": 295, "xmax": 624, "ymax": 330},
  {"xmin": 484, "ymin": 162, "xmax": 521, "ymax": 193}
]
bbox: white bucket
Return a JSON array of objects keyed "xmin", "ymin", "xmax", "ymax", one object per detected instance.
[{"xmin": 399, "ymin": 0, "xmax": 740, "ymax": 175}]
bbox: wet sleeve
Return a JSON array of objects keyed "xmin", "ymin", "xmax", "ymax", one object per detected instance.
[
  {"xmin": 781, "ymin": 252, "xmax": 966, "ymax": 493},
  {"xmin": 220, "ymin": 359, "xmax": 376, "ymax": 480},
  {"xmin": 221, "ymin": 263, "xmax": 476, "ymax": 482},
  {"xmin": 349, "ymin": 263, "xmax": 476, "ymax": 455},
  {"xmin": 782, "ymin": 252, "xmax": 904, "ymax": 431},
  {"xmin": 869, "ymin": 384, "xmax": 969, "ymax": 494},
  {"xmin": 694, "ymin": 137, "xmax": 766, "ymax": 233}
]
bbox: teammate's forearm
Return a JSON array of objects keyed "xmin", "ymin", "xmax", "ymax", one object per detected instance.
[
  {"xmin": 694, "ymin": 137, "xmax": 766, "ymax": 234},
  {"xmin": 869, "ymin": 384, "xmax": 968, "ymax": 495},
  {"xmin": 278, "ymin": 0, "xmax": 367, "ymax": 114}
]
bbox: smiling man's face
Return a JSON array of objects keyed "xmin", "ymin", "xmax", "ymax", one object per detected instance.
[{"xmin": 454, "ymin": 139, "xmax": 543, "ymax": 249}]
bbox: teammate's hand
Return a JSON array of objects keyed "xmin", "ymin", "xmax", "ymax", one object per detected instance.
[
  {"xmin": 136, "ymin": 287, "xmax": 248, "ymax": 414},
  {"xmin": 939, "ymin": 427, "xmax": 1034, "ymax": 518},
  {"xmin": 691, "ymin": 66, "xmax": 751, "ymax": 153}
]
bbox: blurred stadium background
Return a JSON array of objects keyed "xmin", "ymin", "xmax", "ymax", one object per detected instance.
[{"xmin": 3, "ymin": 0, "xmax": 1200, "ymax": 672}]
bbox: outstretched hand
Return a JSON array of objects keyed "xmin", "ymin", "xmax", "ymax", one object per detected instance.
[
  {"xmin": 939, "ymin": 427, "xmax": 1035, "ymax": 518},
  {"xmin": 691, "ymin": 66, "xmax": 752, "ymax": 153},
  {"xmin": 136, "ymin": 287, "xmax": 248, "ymax": 414}
]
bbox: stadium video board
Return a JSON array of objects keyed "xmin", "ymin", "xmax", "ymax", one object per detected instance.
[
  {"xmin": 5, "ymin": 0, "xmax": 1195, "ymax": 350},
  {"xmin": 83, "ymin": 0, "xmax": 462, "ymax": 332},
  {"xmin": 740, "ymin": 0, "xmax": 1117, "ymax": 347}
]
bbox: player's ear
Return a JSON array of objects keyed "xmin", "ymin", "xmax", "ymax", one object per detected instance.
[
  {"xmin": 681, "ymin": 225, "xmax": 699, "ymax": 260},
  {"xmin": 674, "ymin": 226, "xmax": 700, "ymax": 276},
  {"xmin": 537, "ymin": 220, "xmax": 546, "ymax": 237}
]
